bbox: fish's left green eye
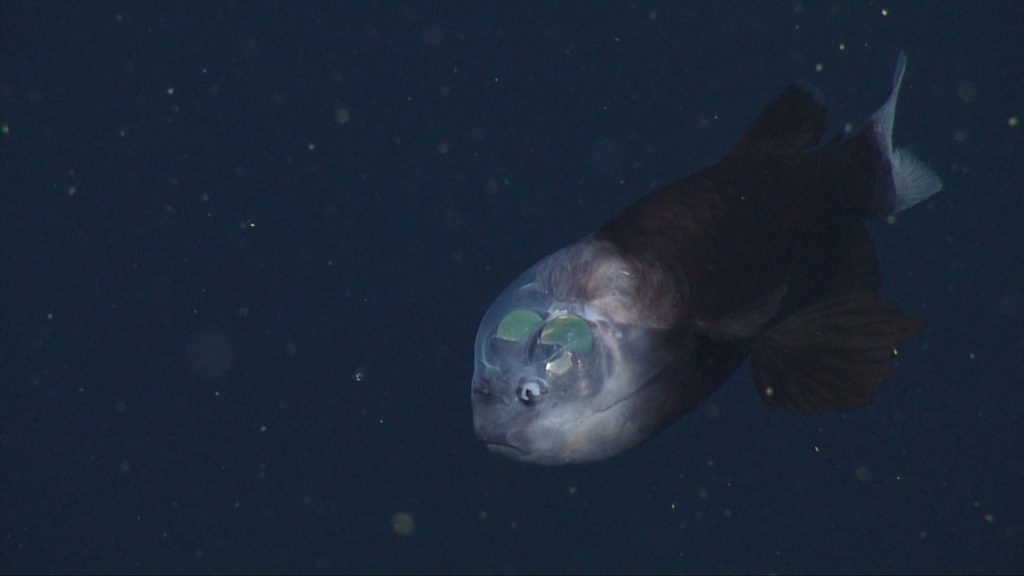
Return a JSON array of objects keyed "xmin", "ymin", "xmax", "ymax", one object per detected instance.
[
  {"xmin": 495, "ymin": 310, "xmax": 544, "ymax": 342},
  {"xmin": 540, "ymin": 314, "xmax": 593, "ymax": 354}
]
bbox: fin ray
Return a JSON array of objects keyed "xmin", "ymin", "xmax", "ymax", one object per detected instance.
[
  {"xmin": 865, "ymin": 51, "xmax": 943, "ymax": 215},
  {"xmin": 751, "ymin": 292, "xmax": 922, "ymax": 414}
]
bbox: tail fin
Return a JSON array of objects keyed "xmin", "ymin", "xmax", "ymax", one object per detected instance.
[{"xmin": 864, "ymin": 52, "xmax": 943, "ymax": 215}]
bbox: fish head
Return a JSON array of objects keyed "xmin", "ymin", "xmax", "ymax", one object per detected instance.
[{"xmin": 470, "ymin": 241, "xmax": 695, "ymax": 464}]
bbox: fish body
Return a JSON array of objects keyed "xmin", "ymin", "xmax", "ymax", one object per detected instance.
[{"xmin": 471, "ymin": 53, "xmax": 941, "ymax": 465}]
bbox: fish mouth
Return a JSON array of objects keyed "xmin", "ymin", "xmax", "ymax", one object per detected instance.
[{"xmin": 481, "ymin": 440, "xmax": 529, "ymax": 456}]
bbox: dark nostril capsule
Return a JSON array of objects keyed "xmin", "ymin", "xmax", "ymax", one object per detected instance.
[
  {"xmin": 472, "ymin": 379, "xmax": 506, "ymax": 405},
  {"xmin": 516, "ymin": 379, "xmax": 548, "ymax": 405}
]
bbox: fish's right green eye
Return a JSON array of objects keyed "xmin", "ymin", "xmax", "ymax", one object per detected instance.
[
  {"xmin": 540, "ymin": 314, "xmax": 593, "ymax": 354},
  {"xmin": 495, "ymin": 310, "xmax": 543, "ymax": 342}
]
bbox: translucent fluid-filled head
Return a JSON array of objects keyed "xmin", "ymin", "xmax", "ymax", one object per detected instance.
[{"xmin": 470, "ymin": 241, "xmax": 693, "ymax": 464}]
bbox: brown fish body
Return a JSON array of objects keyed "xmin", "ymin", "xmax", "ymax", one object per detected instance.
[{"xmin": 471, "ymin": 53, "xmax": 941, "ymax": 464}]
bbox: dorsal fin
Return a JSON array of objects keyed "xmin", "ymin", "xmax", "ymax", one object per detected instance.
[{"xmin": 733, "ymin": 82, "xmax": 827, "ymax": 157}]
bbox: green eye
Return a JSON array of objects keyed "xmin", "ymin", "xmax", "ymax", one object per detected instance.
[
  {"xmin": 495, "ymin": 310, "xmax": 543, "ymax": 342},
  {"xmin": 540, "ymin": 314, "xmax": 593, "ymax": 354}
]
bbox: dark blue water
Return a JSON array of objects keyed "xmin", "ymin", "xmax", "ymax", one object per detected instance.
[{"xmin": 2, "ymin": 2, "xmax": 1022, "ymax": 573}]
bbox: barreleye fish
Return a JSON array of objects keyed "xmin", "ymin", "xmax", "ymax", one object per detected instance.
[{"xmin": 470, "ymin": 53, "xmax": 942, "ymax": 465}]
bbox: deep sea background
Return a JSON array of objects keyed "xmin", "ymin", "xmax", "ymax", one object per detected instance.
[{"xmin": 2, "ymin": 1, "xmax": 1022, "ymax": 574}]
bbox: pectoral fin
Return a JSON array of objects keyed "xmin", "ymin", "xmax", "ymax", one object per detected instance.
[
  {"xmin": 695, "ymin": 284, "xmax": 789, "ymax": 341},
  {"xmin": 750, "ymin": 292, "xmax": 922, "ymax": 414}
]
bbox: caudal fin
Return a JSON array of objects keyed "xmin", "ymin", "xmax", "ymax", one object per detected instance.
[{"xmin": 864, "ymin": 52, "xmax": 943, "ymax": 215}]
